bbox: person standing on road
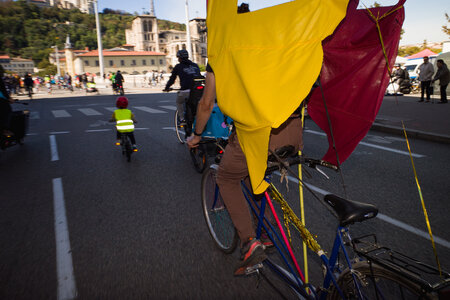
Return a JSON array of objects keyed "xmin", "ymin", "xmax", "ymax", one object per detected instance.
[
  {"xmin": 0, "ymin": 68, "xmax": 14, "ymax": 136},
  {"xmin": 432, "ymin": 59, "xmax": 449, "ymax": 104},
  {"xmin": 163, "ymin": 49, "xmax": 201, "ymax": 124},
  {"xmin": 24, "ymin": 74, "xmax": 34, "ymax": 98},
  {"xmin": 418, "ymin": 56, "xmax": 434, "ymax": 102}
]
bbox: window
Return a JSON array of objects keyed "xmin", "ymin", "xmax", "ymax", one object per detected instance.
[
  {"xmin": 84, "ymin": 60, "xmax": 89, "ymax": 66},
  {"xmin": 121, "ymin": 60, "xmax": 125, "ymax": 66},
  {"xmin": 142, "ymin": 60, "xmax": 146, "ymax": 65},
  {"xmin": 151, "ymin": 59, "xmax": 155, "ymax": 65},
  {"xmin": 159, "ymin": 59, "xmax": 164, "ymax": 65},
  {"xmin": 175, "ymin": 36, "xmax": 179, "ymax": 39},
  {"xmin": 131, "ymin": 60, "xmax": 136, "ymax": 66},
  {"xmin": 95, "ymin": 60, "xmax": 99, "ymax": 66},
  {"xmin": 109, "ymin": 60, "xmax": 113, "ymax": 66}
]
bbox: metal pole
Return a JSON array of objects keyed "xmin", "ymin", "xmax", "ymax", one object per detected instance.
[
  {"xmin": 93, "ymin": 0, "xmax": 105, "ymax": 80},
  {"xmin": 55, "ymin": 46, "xmax": 61, "ymax": 77},
  {"xmin": 185, "ymin": 0, "xmax": 192, "ymax": 60}
]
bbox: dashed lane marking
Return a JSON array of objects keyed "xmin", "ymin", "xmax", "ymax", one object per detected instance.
[
  {"xmin": 49, "ymin": 135, "xmax": 59, "ymax": 161},
  {"xmin": 52, "ymin": 110, "xmax": 71, "ymax": 118},
  {"xmin": 52, "ymin": 178, "xmax": 77, "ymax": 300}
]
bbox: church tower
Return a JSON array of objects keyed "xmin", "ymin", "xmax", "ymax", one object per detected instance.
[{"xmin": 64, "ymin": 35, "xmax": 75, "ymax": 77}]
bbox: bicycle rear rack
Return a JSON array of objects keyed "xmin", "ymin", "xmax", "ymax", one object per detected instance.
[{"xmin": 352, "ymin": 234, "xmax": 450, "ymax": 294}]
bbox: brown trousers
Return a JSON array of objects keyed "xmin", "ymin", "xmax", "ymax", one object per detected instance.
[{"xmin": 216, "ymin": 117, "xmax": 303, "ymax": 244}]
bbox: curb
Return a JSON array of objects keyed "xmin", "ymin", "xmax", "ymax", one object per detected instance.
[{"xmin": 371, "ymin": 122, "xmax": 450, "ymax": 144}]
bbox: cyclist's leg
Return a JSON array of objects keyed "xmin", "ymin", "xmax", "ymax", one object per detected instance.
[
  {"xmin": 176, "ymin": 90, "xmax": 189, "ymax": 121},
  {"xmin": 216, "ymin": 132, "xmax": 255, "ymax": 245},
  {"xmin": 127, "ymin": 132, "xmax": 136, "ymax": 145}
]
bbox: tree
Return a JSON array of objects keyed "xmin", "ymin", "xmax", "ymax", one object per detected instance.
[{"xmin": 443, "ymin": 13, "xmax": 450, "ymax": 37}]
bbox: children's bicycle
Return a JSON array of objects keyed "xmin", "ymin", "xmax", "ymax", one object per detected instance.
[
  {"xmin": 201, "ymin": 148, "xmax": 450, "ymax": 299},
  {"xmin": 118, "ymin": 133, "xmax": 135, "ymax": 162}
]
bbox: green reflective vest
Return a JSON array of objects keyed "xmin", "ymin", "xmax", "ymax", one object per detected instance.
[{"xmin": 115, "ymin": 109, "xmax": 134, "ymax": 133}]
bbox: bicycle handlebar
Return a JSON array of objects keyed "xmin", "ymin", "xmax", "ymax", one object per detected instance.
[{"xmin": 266, "ymin": 155, "xmax": 338, "ymax": 175}]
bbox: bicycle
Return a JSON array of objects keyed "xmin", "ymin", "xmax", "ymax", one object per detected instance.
[
  {"xmin": 201, "ymin": 147, "xmax": 450, "ymax": 299},
  {"xmin": 117, "ymin": 132, "xmax": 135, "ymax": 162}
]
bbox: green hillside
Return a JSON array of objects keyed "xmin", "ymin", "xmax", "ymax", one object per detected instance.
[{"xmin": 0, "ymin": 0, "xmax": 185, "ymax": 63}]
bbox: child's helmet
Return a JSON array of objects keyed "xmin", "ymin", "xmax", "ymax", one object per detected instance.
[{"xmin": 116, "ymin": 96, "xmax": 128, "ymax": 108}]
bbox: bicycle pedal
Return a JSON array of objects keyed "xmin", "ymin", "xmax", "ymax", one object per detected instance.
[{"xmin": 245, "ymin": 263, "xmax": 264, "ymax": 276}]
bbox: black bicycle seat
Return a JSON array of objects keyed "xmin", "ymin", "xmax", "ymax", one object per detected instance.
[
  {"xmin": 268, "ymin": 145, "xmax": 297, "ymax": 162},
  {"xmin": 324, "ymin": 194, "xmax": 378, "ymax": 227}
]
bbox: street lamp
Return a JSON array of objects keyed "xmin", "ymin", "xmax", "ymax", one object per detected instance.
[
  {"xmin": 89, "ymin": 0, "xmax": 105, "ymax": 81},
  {"xmin": 185, "ymin": 0, "xmax": 192, "ymax": 60},
  {"xmin": 51, "ymin": 45, "xmax": 61, "ymax": 77}
]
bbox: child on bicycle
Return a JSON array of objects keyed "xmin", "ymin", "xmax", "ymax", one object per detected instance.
[{"xmin": 110, "ymin": 96, "xmax": 138, "ymax": 151}]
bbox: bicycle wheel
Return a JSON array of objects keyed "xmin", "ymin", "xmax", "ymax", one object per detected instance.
[
  {"xmin": 328, "ymin": 261, "xmax": 426, "ymax": 300},
  {"xmin": 201, "ymin": 165, "xmax": 238, "ymax": 254},
  {"xmin": 125, "ymin": 139, "xmax": 132, "ymax": 162},
  {"xmin": 174, "ymin": 110, "xmax": 185, "ymax": 144},
  {"xmin": 190, "ymin": 146, "xmax": 207, "ymax": 173}
]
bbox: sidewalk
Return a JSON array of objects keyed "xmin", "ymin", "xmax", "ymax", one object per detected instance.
[
  {"xmin": 373, "ymin": 94, "xmax": 450, "ymax": 144},
  {"xmin": 16, "ymin": 87, "xmax": 450, "ymax": 144}
]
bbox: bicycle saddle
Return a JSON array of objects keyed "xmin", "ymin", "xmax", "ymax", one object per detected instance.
[{"xmin": 324, "ymin": 194, "xmax": 378, "ymax": 227}]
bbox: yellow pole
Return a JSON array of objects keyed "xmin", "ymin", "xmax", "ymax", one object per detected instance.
[{"xmin": 299, "ymin": 105, "xmax": 308, "ymax": 285}]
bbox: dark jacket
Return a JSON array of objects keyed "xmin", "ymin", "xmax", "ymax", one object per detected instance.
[
  {"xmin": 165, "ymin": 60, "xmax": 201, "ymax": 90},
  {"xmin": 433, "ymin": 63, "xmax": 450, "ymax": 86}
]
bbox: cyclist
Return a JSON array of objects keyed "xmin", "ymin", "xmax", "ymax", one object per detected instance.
[
  {"xmin": 24, "ymin": 74, "xmax": 34, "ymax": 98},
  {"xmin": 114, "ymin": 70, "xmax": 124, "ymax": 94},
  {"xmin": 163, "ymin": 49, "xmax": 201, "ymax": 125},
  {"xmin": 187, "ymin": 63, "xmax": 305, "ymax": 276},
  {"xmin": 0, "ymin": 69, "xmax": 14, "ymax": 137},
  {"xmin": 110, "ymin": 96, "xmax": 138, "ymax": 151}
]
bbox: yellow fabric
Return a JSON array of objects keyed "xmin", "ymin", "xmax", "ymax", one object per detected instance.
[{"xmin": 207, "ymin": 0, "xmax": 349, "ymax": 194}]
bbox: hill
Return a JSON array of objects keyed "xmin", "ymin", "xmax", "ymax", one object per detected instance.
[{"xmin": 0, "ymin": 0, "xmax": 185, "ymax": 63}]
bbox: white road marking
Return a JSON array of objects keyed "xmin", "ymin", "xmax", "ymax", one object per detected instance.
[
  {"xmin": 49, "ymin": 131, "xmax": 70, "ymax": 135},
  {"xmin": 52, "ymin": 110, "xmax": 71, "ymax": 118},
  {"xmin": 52, "ymin": 178, "xmax": 77, "ymax": 300},
  {"xmin": 104, "ymin": 107, "xmax": 116, "ymax": 112},
  {"xmin": 49, "ymin": 135, "xmax": 59, "ymax": 161},
  {"xmin": 78, "ymin": 108, "xmax": 102, "ymax": 116},
  {"xmin": 29, "ymin": 111, "xmax": 40, "ymax": 119},
  {"xmin": 134, "ymin": 128, "xmax": 150, "ymax": 130},
  {"xmin": 162, "ymin": 126, "xmax": 185, "ymax": 135},
  {"xmin": 85, "ymin": 129, "xmax": 112, "ymax": 132},
  {"xmin": 277, "ymin": 173, "xmax": 450, "ymax": 249},
  {"xmin": 304, "ymin": 129, "xmax": 425, "ymax": 158},
  {"xmin": 159, "ymin": 105, "xmax": 177, "ymax": 111},
  {"xmin": 134, "ymin": 106, "xmax": 167, "ymax": 114}
]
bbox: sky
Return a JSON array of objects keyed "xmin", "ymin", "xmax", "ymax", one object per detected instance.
[{"xmin": 98, "ymin": 0, "xmax": 449, "ymax": 46}]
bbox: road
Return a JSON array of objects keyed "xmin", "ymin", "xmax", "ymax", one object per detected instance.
[{"xmin": 1, "ymin": 93, "xmax": 449, "ymax": 299}]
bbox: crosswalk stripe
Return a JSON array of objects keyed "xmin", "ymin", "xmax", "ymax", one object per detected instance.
[
  {"xmin": 134, "ymin": 106, "xmax": 167, "ymax": 114},
  {"xmin": 159, "ymin": 105, "xmax": 177, "ymax": 111},
  {"xmin": 52, "ymin": 110, "xmax": 71, "ymax": 118},
  {"xmin": 104, "ymin": 107, "xmax": 116, "ymax": 112},
  {"xmin": 78, "ymin": 108, "xmax": 102, "ymax": 116},
  {"xmin": 30, "ymin": 111, "xmax": 40, "ymax": 119}
]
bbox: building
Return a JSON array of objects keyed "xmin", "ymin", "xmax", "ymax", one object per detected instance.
[
  {"xmin": 26, "ymin": 0, "xmax": 94, "ymax": 14},
  {"xmin": 0, "ymin": 55, "xmax": 35, "ymax": 75},
  {"xmin": 126, "ymin": 16, "xmax": 207, "ymax": 67},
  {"xmin": 77, "ymin": 48, "xmax": 166, "ymax": 76}
]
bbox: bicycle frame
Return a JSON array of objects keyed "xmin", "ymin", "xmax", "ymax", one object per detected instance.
[{"xmin": 239, "ymin": 179, "xmax": 365, "ymax": 299}]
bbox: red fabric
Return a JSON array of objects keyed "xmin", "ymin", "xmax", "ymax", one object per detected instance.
[
  {"xmin": 406, "ymin": 49, "xmax": 438, "ymax": 59},
  {"xmin": 307, "ymin": 0, "xmax": 405, "ymax": 165}
]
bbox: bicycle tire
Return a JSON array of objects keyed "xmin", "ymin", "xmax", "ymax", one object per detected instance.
[
  {"xmin": 190, "ymin": 146, "xmax": 207, "ymax": 173},
  {"xmin": 125, "ymin": 139, "xmax": 132, "ymax": 162},
  {"xmin": 201, "ymin": 165, "xmax": 238, "ymax": 254},
  {"xmin": 174, "ymin": 110, "xmax": 185, "ymax": 144},
  {"xmin": 327, "ymin": 261, "xmax": 427, "ymax": 300}
]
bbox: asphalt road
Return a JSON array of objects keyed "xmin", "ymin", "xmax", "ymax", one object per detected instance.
[{"xmin": 1, "ymin": 93, "xmax": 449, "ymax": 299}]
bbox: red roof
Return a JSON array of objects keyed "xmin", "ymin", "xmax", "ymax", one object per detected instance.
[
  {"xmin": 78, "ymin": 50, "xmax": 165, "ymax": 57},
  {"xmin": 0, "ymin": 55, "xmax": 11, "ymax": 59},
  {"xmin": 406, "ymin": 49, "xmax": 438, "ymax": 59}
]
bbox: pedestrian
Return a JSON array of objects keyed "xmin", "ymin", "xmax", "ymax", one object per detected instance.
[
  {"xmin": 432, "ymin": 59, "xmax": 449, "ymax": 104},
  {"xmin": 418, "ymin": 56, "xmax": 434, "ymax": 102},
  {"xmin": 0, "ymin": 67, "xmax": 14, "ymax": 137},
  {"xmin": 24, "ymin": 73, "xmax": 34, "ymax": 98}
]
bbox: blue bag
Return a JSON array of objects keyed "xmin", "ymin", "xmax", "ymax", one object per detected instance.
[{"xmin": 202, "ymin": 104, "xmax": 232, "ymax": 138}]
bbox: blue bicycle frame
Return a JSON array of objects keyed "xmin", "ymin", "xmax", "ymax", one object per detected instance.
[{"xmin": 240, "ymin": 180, "xmax": 365, "ymax": 300}]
